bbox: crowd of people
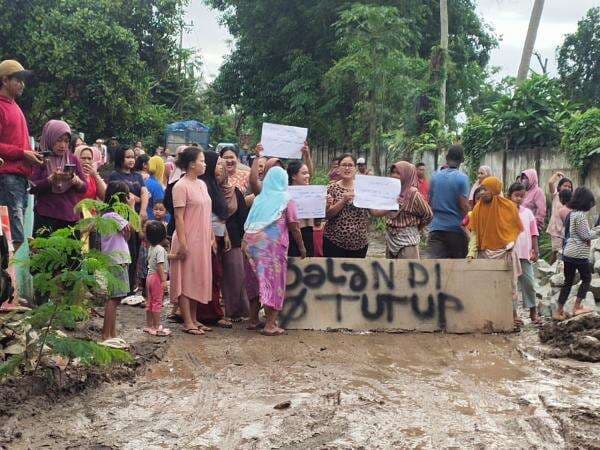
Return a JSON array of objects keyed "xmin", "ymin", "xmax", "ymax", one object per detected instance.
[{"xmin": 1, "ymin": 59, "xmax": 599, "ymax": 345}]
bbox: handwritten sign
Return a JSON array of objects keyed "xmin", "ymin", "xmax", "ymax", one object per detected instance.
[
  {"xmin": 261, "ymin": 123, "xmax": 308, "ymax": 159},
  {"xmin": 282, "ymin": 258, "xmax": 514, "ymax": 333},
  {"xmin": 289, "ymin": 185, "xmax": 326, "ymax": 219},
  {"xmin": 353, "ymin": 175, "xmax": 401, "ymax": 210}
]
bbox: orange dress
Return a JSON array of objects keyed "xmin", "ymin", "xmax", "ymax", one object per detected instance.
[{"xmin": 169, "ymin": 177, "xmax": 212, "ymax": 304}]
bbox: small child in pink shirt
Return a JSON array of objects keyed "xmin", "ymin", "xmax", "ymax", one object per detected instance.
[{"xmin": 509, "ymin": 182, "xmax": 540, "ymax": 325}]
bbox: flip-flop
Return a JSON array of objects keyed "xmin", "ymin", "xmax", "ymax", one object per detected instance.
[
  {"xmin": 261, "ymin": 329, "xmax": 285, "ymax": 336},
  {"xmin": 197, "ymin": 323, "xmax": 212, "ymax": 332},
  {"xmin": 216, "ymin": 319, "xmax": 233, "ymax": 329},
  {"xmin": 573, "ymin": 308, "xmax": 593, "ymax": 316},
  {"xmin": 143, "ymin": 327, "xmax": 158, "ymax": 335},
  {"xmin": 100, "ymin": 338, "xmax": 129, "ymax": 349},
  {"xmin": 156, "ymin": 326, "xmax": 172, "ymax": 336},
  {"xmin": 183, "ymin": 327, "xmax": 204, "ymax": 336},
  {"xmin": 246, "ymin": 321, "xmax": 266, "ymax": 331}
]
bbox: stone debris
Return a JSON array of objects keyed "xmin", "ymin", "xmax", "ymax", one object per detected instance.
[{"xmin": 539, "ymin": 312, "xmax": 600, "ymax": 362}]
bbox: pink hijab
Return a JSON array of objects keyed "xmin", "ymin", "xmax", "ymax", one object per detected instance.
[
  {"xmin": 393, "ymin": 161, "xmax": 419, "ymax": 212},
  {"xmin": 40, "ymin": 120, "xmax": 72, "ymax": 193},
  {"xmin": 522, "ymin": 168, "xmax": 547, "ymax": 229}
]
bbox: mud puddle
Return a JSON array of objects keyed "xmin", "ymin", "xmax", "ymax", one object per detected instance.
[{"xmin": 7, "ymin": 318, "xmax": 600, "ymax": 449}]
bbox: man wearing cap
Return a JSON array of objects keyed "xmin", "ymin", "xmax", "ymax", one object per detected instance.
[
  {"xmin": 0, "ymin": 59, "xmax": 43, "ymax": 252},
  {"xmin": 356, "ymin": 157, "xmax": 372, "ymax": 175}
]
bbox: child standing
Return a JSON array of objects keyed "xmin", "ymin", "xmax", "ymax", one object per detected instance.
[
  {"xmin": 144, "ymin": 220, "xmax": 171, "ymax": 336},
  {"xmin": 554, "ymin": 187, "xmax": 600, "ymax": 321},
  {"xmin": 152, "ymin": 201, "xmax": 169, "ymax": 229},
  {"xmin": 508, "ymin": 182, "xmax": 540, "ymax": 325},
  {"xmin": 101, "ymin": 181, "xmax": 133, "ymax": 342}
]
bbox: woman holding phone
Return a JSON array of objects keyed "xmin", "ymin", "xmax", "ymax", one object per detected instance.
[{"xmin": 30, "ymin": 120, "xmax": 87, "ymax": 235}]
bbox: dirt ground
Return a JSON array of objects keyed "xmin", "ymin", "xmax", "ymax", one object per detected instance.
[
  {"xmin": 1, "ymin": 305, "xmax": 599, "ymax": 449},
  {"xmin": 2, "ymin": 233, "xmax": 600, "ymax": 449}
]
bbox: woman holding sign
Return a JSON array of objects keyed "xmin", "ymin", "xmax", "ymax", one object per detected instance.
[
  {"xmin": 243, "ymin": 167, "xmax": 306, "ymax": 336},
  {"xmin": 324, "ymin": 154, "xmax": 371, "ymax": 258},
  {"xmin": 287, "ymin": 160, "xmax": 318, "ymax": 257},
  {"xmin": 371, "ymin": 162, "xmax": 433, "ymax": 259}
]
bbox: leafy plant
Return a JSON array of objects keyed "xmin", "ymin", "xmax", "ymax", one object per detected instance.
[
  {"xmin": 0, "ymin": 197, "xmax": 138, "ymax": 379},
  {"xmin": 561, "ymin": 108, "xmax": 600, "ymax": 174},
  {"xmin": 462, "ymin": 116, "xmax": 494, "ymax": 179}
]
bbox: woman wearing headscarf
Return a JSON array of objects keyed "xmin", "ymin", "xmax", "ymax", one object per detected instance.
[
  {"xmin": 468, "ymin": 165, "xmax": 493, "ymax": 209},
  {"xmin": 468, "ymin": 177, "xmax": 523, "ymax": 260},
  {"xmin": 74, "ymin": 145, "xmax": 107, "ymax": 201},
  {"xmin": 195, "ymin": 150, "xmax": 234, "ymax": 328},
  {"xmin": 372, "ymin": 162, "xmax": 433, "ymax": 259},
  {"xmin": 520, "ymin": 169, "xmax": 546, "ymax": 231},
  {"xmin": 243, "ymin": 167, "xmax": 306, "ymax": 336},
  {"xmin": 217, "ymin": 159, "xmax": 250, "ymax": 321},
  {"xmin": 30, "ymin": 120, "xmax": 87, "ymax": 235}
]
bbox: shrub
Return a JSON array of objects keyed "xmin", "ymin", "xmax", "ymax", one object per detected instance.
[{"xmin": 562, "ymin": 108, "xmax": 600, "ymax": 174}]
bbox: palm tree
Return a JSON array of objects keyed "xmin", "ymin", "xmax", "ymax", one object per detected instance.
[{"xmin": 517, "ymin": 0, "xmax": 545, "ymax": 83}]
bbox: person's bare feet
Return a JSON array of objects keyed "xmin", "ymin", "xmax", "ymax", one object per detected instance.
[
  {"xmin": 573, "ymin": 307, "xmax": 593, "ymax": 316},
  {"xmin": 216, "ymin": 319, "xmax": 232, "ymax": 328}
]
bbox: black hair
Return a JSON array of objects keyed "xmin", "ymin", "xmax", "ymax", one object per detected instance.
[
  {"xmin": 153, "ymin": 201, "xmax": 165, "ymax": 208},
  {"xmin": 557, "ymin": 177, "xmax": 573, "ymax": 190},
  {"xmin": 559, "ymin": 188, "xmax": 572, "ymax": 206},
  {"xmin": 134, "ymin": 154, "xmax": 150, "ymax": 172},
  {"xmin": 416, "ymin": 162, "xmax": 426, "ymax": 168},
  {"xmin": 69, "ymin": 134, "xmax": 82, "ymax": 153},
  {"xmin": 175, "ymin": 147, "xmax": 201, "ymax": 171},
  {"xmin": 199, "ymin": 150, "xmax": 228, "ymax": 220},
  {"xmin": 145, "ymin": 220, "xmax": 167, "ymax": 246},
  {"xmin": 219, "ymin": 146, "xmax": 239, "ymax": 158},
  {"xmin": 338, "ymin": 153, "xmax": 357, "ymax": 165},
  {"xmin": 568, "ymin": 187, "xmax": 596, "ymax": 212},
  {"xmin": 508, "ymin": 182, "xmax": 526, "ymax": 197},
  {"xmin": 104, "ymin": 180, "xmax": 130, "ymax": 208},
  {"xmin": 286, "ymin": 160, "xmax": 306, "ymax": 185},
  {"xmin": 446, "ymin": 145, "xmax": 464, "ymax": 164},
  {"xmin": 113, "ymin": 145, "xmax": 134, "ymax": 170}
]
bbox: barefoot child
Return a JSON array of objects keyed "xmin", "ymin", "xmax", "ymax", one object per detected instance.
[
  {"xmin": 101, "ymin": 181, "xmax": 133, "ymax": 342},
  {"xmin": 554, "ymin": 187, "xmax": 600, "ymax": 321},
  {"xmin": 508, "ymin": 182, "xmax": 540, "ymax": 325},
  {"xmin": 143, "ymin": 220, "xmax": 170, "ymax": 336}
]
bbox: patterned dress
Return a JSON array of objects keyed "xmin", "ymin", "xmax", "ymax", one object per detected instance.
[{"xmin": 244, "ymin": 202, "xmax": 297, "ymax": 311}]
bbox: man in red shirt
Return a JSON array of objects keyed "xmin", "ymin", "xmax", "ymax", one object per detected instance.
[
  {"xmin": 0, "ymin": 60, "xmax": 42, "ymax": 252},
  {"xmin": 416, "ymin": 162, "xmax": 429, "ymax": 202}
]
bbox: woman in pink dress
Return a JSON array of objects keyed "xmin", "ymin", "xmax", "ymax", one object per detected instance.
[
  {"xmin": 169, "ymin": 147, "xmax": 213, "ymax": 336},
  {"xmin": 243, "ymin": 167, "xmax": 306, "ymax": 336}
]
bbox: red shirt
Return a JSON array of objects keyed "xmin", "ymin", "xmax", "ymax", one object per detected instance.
[
  {"xmin": 0, "ymin": 95, "xmax": 32, "ymax": 178},
  {"xmin": 418, "ymin": 178, "xmax": 429, "ymax": 202}
]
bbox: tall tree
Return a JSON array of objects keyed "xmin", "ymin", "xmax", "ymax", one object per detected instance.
[
  {"xmin": 439, "ymin": 0, "xmax": 449, "ymax": 123},
  {"xmin": 517, "ymin": 0, "xmax": 545, "ymax": 83},
  {"xmin": 557, "ymin": 7, "xmax": 600, "ymax": 108}
]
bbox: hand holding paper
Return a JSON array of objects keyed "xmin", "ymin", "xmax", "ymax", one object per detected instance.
[
  {"xmin": 353, "ymin": 175, "xmax": 401, "ymax": 210},
  {"xmin": 261, "ymin": 123, "xmax": 308, "ymax": 159},
  {"xmin": 289, "ymin": 185, "xmax": 327, "ymax": 219}
]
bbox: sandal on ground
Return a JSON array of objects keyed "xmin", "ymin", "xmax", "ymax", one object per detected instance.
[
  {"xmin": 229, "ymin": 317, "xmax": 243, "ymax": 323},
  {"xmin": 246, "ymin": 321, "xmax": 266, "ymax": 331},
  {"xmin": 156, "ymin": 326, "xmax": 172, "ymax": 336},
  {"xmin": 143, "ymin": 327, "xmax": 158, "ymax": 335},
  {"xmin": 0, "ymin": 301, "xmax": 30, "ymax": 312},
  {"xmin": 100, "ymin": 338, "xmax": 129, "ymax": 349},
  {"xmin": 552, "ymin": 312, "xmax": 568, "ymax": 321},
  {"xmin": 183, "ymin": 327, "xmax": 204, "ymax": 336},
  {"xmin": 217, "ymin": 319, "xmax": 233, "ymax": 329},
  {"xmin": 196, "ymin": 323, "xmax": 212, "ymax": 332},
  {"xmin": 261, "ymin": 328, "xmax": 285, "ymax": 336}
]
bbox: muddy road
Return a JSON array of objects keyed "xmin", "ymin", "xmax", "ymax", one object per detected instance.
[{"xmin": 7, "ymin": 310, "xmax": 600, "ymax": 449}]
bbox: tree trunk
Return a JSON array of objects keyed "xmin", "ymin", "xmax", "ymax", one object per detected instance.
[
  {"xmin": 517, "ymin": 0, "xmax": 545, "ymax": 84},
  {"xmin": 439, "ymin": 0, "xmax": 449, "ymax": 124},
  {"xmin": 368, "ymin": 92, "xmax": 381, "ymax": 175}
]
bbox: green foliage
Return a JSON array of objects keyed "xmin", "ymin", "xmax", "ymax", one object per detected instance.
[
  {"xmin": 561, "ymin": 108, "xmax": 600, "ymax": 173},
  {"xmin": 557, "ymin": 7, "xmax": 600, "ymax": 108},
  {"xmin": 0, "ymin": 0, "xmax": 203, "ymax": 145},
  {"xmin": 46, "ymin": 334, "xmax": 133, "ymax": 367},
  {"xmin": 310, "ymin": 169, "xmax": 330, "ymax": 187},
  {"xmin": 462, "ymin": 116, "xmax": 494, "ymax": 178},
  {"xmin": 462, "ymin": 75, "xmax": 572, "ymax": 177},
  {"xmin": 0, "ymin": 355, "xmax": 25, "ymax": 379},
  {"xmin": 1, "ymin": 197, "xmax": 139, "ymax": 379},
  {"xmin": 207, "ymin": 0, "xmax": 497, "ymax": 149}
]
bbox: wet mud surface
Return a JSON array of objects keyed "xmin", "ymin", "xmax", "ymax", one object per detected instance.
[{"xmin": 4, "ymin": 307, "xmax": 600, "ymax": 449}]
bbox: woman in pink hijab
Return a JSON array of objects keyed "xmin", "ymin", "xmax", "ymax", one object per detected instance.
[{"xmin": 521, "ymin": 168, "xmax": 547, "ymax": 231}]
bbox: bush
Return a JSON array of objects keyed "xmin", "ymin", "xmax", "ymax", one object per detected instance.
[
  {"xmin": 462, "ymin": 116, "xmax": 494, "ymax": 179},
  {"xmin": 562, "ymin": 108, "xmax": 600, "ymax": 174}
]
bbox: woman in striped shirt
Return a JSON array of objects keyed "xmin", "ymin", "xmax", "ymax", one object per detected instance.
[{"xmin": 554, "ymin": 187, "xmax": 600, "ymax": 321}]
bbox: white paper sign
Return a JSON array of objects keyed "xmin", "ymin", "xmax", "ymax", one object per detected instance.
[
  {"xmin": 353, "ymin": 175, "xmax": 401, "ymax": 211},
  {"xmin": 261, "ymin": 122, "xmax": 308, "ymax": 159},
  {"xmin": 289, "ymin": 185, "xmax": 327, "ymax": 219}
]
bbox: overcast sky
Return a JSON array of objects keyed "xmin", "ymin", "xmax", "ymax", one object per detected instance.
[{"xmin": 184, "ymin": 0, "xmax": 597, "ymax": 82}]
